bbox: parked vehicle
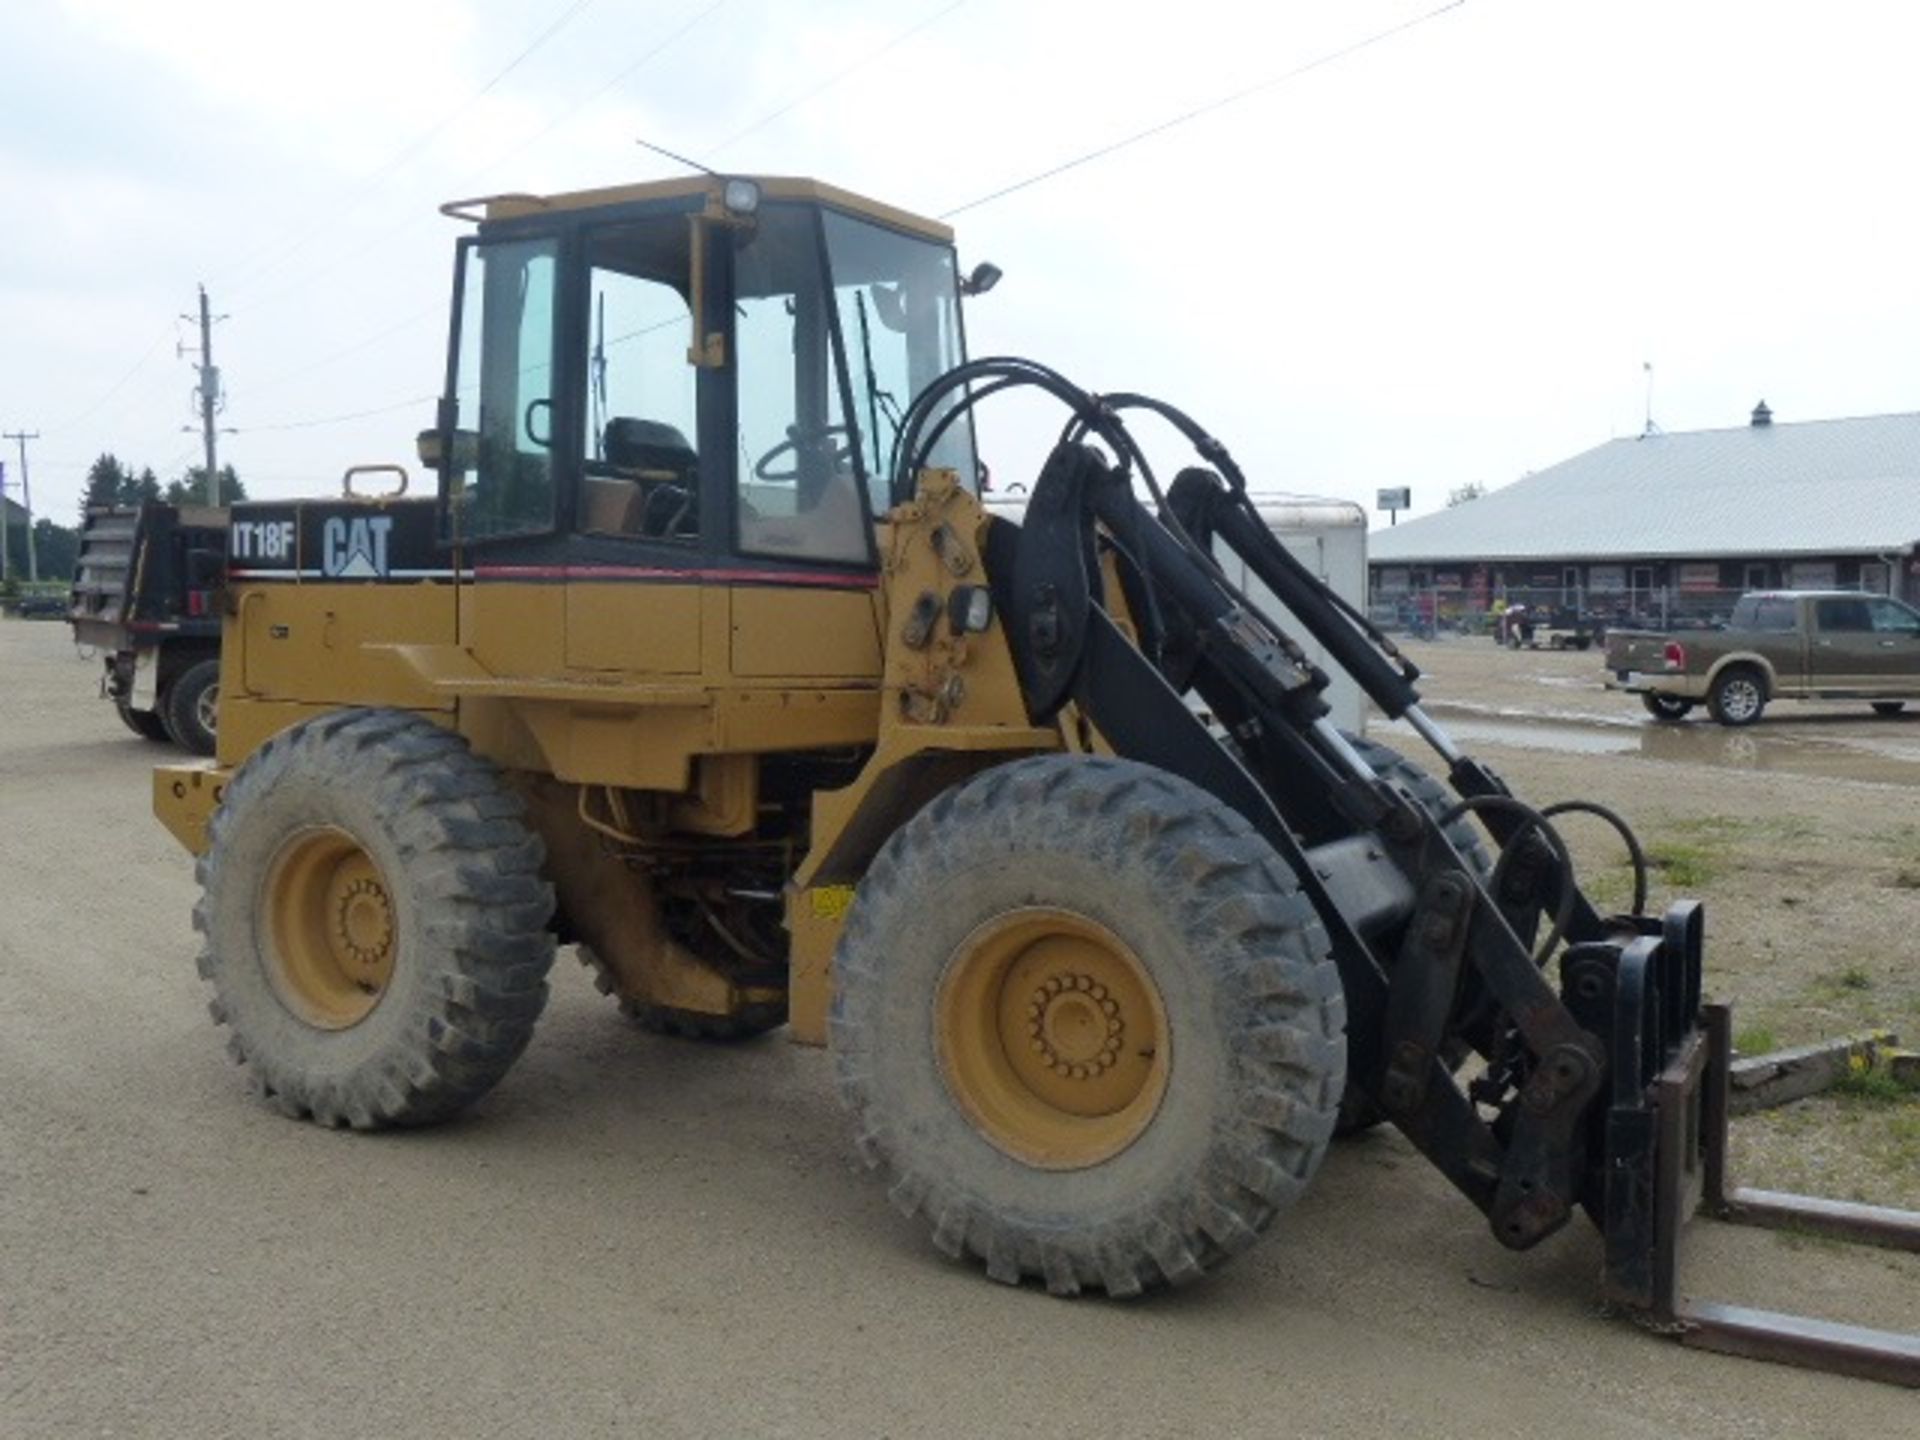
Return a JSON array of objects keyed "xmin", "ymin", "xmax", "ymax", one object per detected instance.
[
  {"xmin": 1495, "ymin": 602, "xmax": 1600, "ymax": 651},
  {"xmin": 67, "ymin": 503, "xmax": 226, "ymax": 753},
  {"xmin": 1604, "ymin": 589, "xmax": 1920, "ymax": 725},
  {"xmin": 4, "ymin": 589, "xmax": 70, "ymax": 620}
]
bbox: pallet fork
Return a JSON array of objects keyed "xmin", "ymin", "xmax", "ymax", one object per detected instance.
[{"xmin": 1601, "ymin": 915, "xmax": 1920, "ymax": 1386}]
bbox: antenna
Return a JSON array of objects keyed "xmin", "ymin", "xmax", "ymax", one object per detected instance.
[
  {"xmin": 1641, "ymin": 360, "xmax": 1662, "ymax": 437},
  {"xmin": 635, "ymin": 136, "xmax": 717, "ymax": 176}
]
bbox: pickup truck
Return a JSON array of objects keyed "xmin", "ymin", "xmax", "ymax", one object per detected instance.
[
  {"xmin": 68, "ymin": 503, "xmax": 226, "ymax": 754},
  {"xmin": 1604, "ymin": 589, "xmax": 1920, "ymax": 725}
]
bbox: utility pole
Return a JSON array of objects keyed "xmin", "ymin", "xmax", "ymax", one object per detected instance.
[
  {"xmin": 182, "ymin": 284, "xmax": 227, "ymax": 506},
  {"xmin": 2, "ymin": 430, "xmax": 39, "ymax": 580}
]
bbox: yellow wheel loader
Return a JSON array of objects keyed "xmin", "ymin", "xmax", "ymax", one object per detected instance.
[{"xmin": 154, "ymin": 174, "xmax": 1918, "ymax": 1383}]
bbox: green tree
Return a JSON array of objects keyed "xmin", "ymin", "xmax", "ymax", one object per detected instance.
[
  {"xmin": 30, "ymin": 518, "xmax": 78, "ymax": 579},
  {"xmin": 165, "ymin": 464, "xmax": 246, "ymax": 506},
  {"xmin": 81, "ymin": 453, "xmax": 130, "ymax": 515},
  {"xmin": 126, "ymin": 467, "xmax": 162, "ymax": 506}
]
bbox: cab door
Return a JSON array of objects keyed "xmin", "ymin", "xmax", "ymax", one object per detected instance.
[
  {"xmin": 1863, "ymin": 597, "xmax": 1920, "ymax": 695},
  {"xmin": 1810, "ymin": 596, "xmax": 1880, "ymax": 693},
  {"xmin": 726, "ymin": 203, "xmax": 883, "ymax": 683}
]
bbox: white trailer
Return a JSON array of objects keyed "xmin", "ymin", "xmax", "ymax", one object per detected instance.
[{"xmin": 984, "ymin": 490, "xmax": 1370, "ymax": 734}]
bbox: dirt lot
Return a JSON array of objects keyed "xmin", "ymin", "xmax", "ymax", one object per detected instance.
[
  {"xmin": 1383, "ymin": 637, "xmax": 1920, "ymax": 1207},
  {"xmin": 2, "ymin": 618, "xmax": 1916, "ymax": 1438}
]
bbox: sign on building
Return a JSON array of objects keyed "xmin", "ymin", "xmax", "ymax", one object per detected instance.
[{"xmin": 1678, "ymin": 562, "xmax": 1720, "ymax": 593}]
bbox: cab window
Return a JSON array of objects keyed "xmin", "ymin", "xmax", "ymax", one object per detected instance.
[
  {"xmin": 821, "ymin": 209, "xmax": 971, "ymax": 514},
  {"xmin": 444, "ymin": 237, "xmax": 559, "ymax": 542},
  {"xmin": 1868, "ymin": 597, "xmax": 1920, "ymax": 634},
  {"xmin": 580, "ymin": 222, "xmax": 700, "ymax": 541},
  {"xmin": 733, "ymin": 207, "xmax": 869, "ymax": 565},
  {"xmin": 1815, "ymin": 597, "xmax": 1873, "ymax": 633}
]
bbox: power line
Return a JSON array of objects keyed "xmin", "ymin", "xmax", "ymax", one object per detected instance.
[
  {"xmin": 221, "ymin": 0, "xmax": 603, "ymax": 303},
  {"xmin": 939, "ymin": 0, "xmax": 1467, "ymax": 219},
  {"xmin": 248, "ymin": 302, "xmax": 444, "ymax": 395},
  {"xmin": 225, "ymin": 0, "xmax": 731, "ymax": 321},
  {"xmin": 236, "ymin": 391, "xmax": 442, "ymax": 434},
  {"xmin": 708, "ymin": 0, "xmax": 969, "ymax": 155},
  {"xmin": 43, "ymin": 324, "xmax": 179, "ymax": 436},
  {"xmin": 192, "ymin": 3, "xmax": 736, "ymax": 442}
]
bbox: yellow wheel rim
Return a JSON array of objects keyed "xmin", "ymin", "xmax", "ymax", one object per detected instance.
[
  {"xmin": 935, "ymin": 908, "xmax": 1170, "ymax": 1170},
  {"xmin": 263, "ymin": 827, "xmax": 397, "ymax": 1030}
]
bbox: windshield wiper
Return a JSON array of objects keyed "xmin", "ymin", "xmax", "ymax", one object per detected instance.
[{"xmin": 853, "ymin": 291, "xmax": 903, "ymax": 476}]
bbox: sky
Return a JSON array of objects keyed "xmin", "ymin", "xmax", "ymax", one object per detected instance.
[{"xmin": 2, "ymin": 0, "xmax": 1918, "ymax": 528}]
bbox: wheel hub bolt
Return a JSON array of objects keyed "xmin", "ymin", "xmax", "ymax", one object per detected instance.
[{"xmin": 1027, "ymin": 972, "xmax": 1125, "ymax": 1078}]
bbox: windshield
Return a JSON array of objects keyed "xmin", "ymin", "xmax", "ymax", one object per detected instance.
[{"xmin": 820, "ymin": 211, "xmax": 973, "ymax": 510}]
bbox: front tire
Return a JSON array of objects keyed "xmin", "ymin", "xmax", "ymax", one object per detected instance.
[
  {"xmin": 832, "ymin": 755, "xmax": 1345, "ymax": 1295},
  {"xmin": 194, "ymin": 708, "xmax": 556, "ymax": 1127},
  {"xmin": 161, "ymin": 656, "xmax": 221, "ymax": 756},
  {"xmin": 1641, "ymin": 692, "xmax": 1694, "ymax": 722},
  {"xmin": 1707, "ymin": 666, "xmax": 1767, "ymax": 727}
]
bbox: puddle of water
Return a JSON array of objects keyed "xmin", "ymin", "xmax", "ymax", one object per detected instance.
[{"xmin": 1382, "ymin": 714, "xmax": 1920, "ymax": 787}]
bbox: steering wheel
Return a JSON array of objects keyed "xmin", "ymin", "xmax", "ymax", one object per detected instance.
[{"xmin": 754, "ymin": 424, "xmax": 856, "ymax": 481}]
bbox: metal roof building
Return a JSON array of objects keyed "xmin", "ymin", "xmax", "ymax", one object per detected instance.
[{"xmin": 1370, "ymin": 407, "xmax": 1920, "ymax": 618}]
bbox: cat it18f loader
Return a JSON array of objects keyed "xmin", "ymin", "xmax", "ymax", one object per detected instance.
[{"xmin": 153, "ymin": 173, "xmax": 1919, "ymax": 1385}]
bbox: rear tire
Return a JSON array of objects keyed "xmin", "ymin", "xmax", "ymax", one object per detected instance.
[
  {"xmin": 832, "ymin": 755, "xmax": 1345, "ymax": 1295},
  {"xmin": 115, "ymin": 700, "xmax": 172, "ymax": 742},
  {"xmin": 1706, "ymin": 666, "xmax": 1767, "ymax": 727},
  {"xmin": 194, "ymin": 708, "xmax": 556, "ymax": 1127},
  {"xmin": 1641, "ymin": 692, "xmax": 1694, "ymax": 722},
  {"xmin": 1871, "ymin": 701, "xmax": 1906, "ymax": 717},
  {"xmin": 161, "ymin": 656, "xmax": 221, "ymax": 756}
]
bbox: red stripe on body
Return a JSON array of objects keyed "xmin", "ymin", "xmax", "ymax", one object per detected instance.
[{"xmin": 474, "ymin": 564, "xmax": 878, "ymax": 590}]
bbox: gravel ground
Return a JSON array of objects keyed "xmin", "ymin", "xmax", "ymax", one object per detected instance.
[
  {"xmin": 1382, "ymin": 637, "xmax": 1920, "ymax": 1207},
  {"xmin": 2, "ymin": 618, "xmax": 1916, "ymax": 1437}
]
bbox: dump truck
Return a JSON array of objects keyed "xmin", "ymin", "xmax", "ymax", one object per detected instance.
[
  {"xmin": 152, "ymin": 174, "xmax": 1918, "ymax": 1385},
  {"xmin": 69, "ymin": 502, "xmax": 226, "ymax": 753}
]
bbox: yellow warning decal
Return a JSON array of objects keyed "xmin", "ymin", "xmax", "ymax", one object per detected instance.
[{"xmin": 810, "ymin": 884, "xmax": 856, "ymax": 920}]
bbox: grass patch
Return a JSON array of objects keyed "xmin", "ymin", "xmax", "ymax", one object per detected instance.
[
  {"xmin": 1579, "ymin": 866, "xmax": 1635, "ymax": 910},
  {"xmin": 1889, "ymin": 1105, "xmax": 1920, "ymax": 1175},
  {"xmin": 1807, "ymin": 964, "xmax": 1876, "ymax": 1001},
  {"xmin": 1671, "ymin": 813, "xmax": 1818, "ymax": 845},
  {"xmin": 1733, "ymin": 1025, "xmax": 1778, "ymax": 1056},
  {"xmin": 1834, "ymin": 1064, "xmax": 1920, "ymax": 1106},
  {"xmin": 1644, "ymin": 840, "xmax": 1716, "ymax": 888}
]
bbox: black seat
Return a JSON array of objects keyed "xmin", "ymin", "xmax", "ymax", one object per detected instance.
[
  {"xmin": 599, "ymin": 418, "xmax": 698, "ymax": 537},
  {"xmin": 604, "ymin": 418, "xmax": 696, "ymax": 474}
]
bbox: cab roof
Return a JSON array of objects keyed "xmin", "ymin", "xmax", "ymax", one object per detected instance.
[{"xmin": 444, "ymin": 174, "xmax": 953, "ymax": 245}]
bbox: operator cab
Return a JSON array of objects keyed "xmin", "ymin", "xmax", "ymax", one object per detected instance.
[{"xmin": 426, "ymin": 175, "xmax": 978, "ymax": 573}]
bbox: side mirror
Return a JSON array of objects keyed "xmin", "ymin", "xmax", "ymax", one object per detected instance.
[
  {"xmin": 417, "ymin": 427, "xmax": 479, "ymax": 471},
  {"xmin": 960, "ymin": 261, "xmax": 1002, "ymax": 297}
]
